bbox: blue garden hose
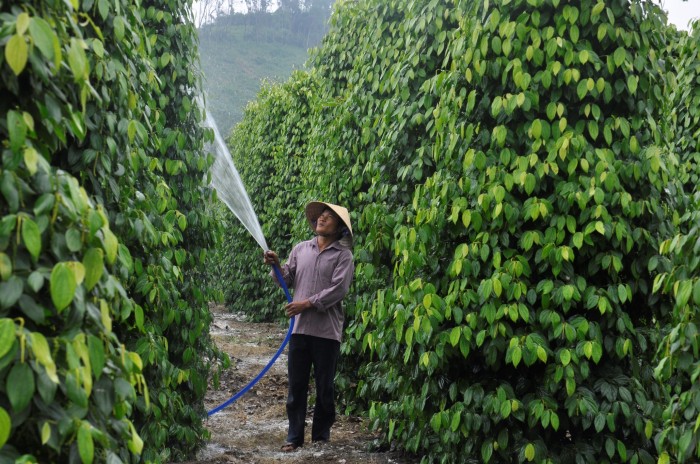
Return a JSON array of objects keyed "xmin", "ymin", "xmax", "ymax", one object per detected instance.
[{"xmin": 207, "ymin": 264, "xmax": 294, "ymax": 416}]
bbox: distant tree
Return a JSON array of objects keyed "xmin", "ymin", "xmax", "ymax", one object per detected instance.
[
  {"xmin": 244, "ymin": 0, "xmax": 270, "ymax": 13},
  {"xmin": 195, "ymin": 0, "xmax": 226, "ymax": 27},
  {"xmin": 279, "ymin": 0, "xmax": 301, "ymax": 12}
]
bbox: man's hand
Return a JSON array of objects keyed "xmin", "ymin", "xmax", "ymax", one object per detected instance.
[
  {"xmin": 285, "ymin": 299, "xmax": 311, "ymax": 318},
  {"xmin": 263, "ymin": 250, "xmax": 280, "ymax": 267}
]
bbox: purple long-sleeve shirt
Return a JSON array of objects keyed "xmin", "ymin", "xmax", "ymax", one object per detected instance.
[{"xmin": 271, "ymin": 237, "xmax": 354, "ymax": 342}]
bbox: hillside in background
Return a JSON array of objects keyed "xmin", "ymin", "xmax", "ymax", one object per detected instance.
[{"xmin": 198, "ymin": 6, "xmax": 333, "ymax": 136}]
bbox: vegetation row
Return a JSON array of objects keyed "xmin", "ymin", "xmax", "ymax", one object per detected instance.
[
  {"xmin": 1, "ymin": 0, "xmax": 226, "ymax": 462},
  {"xmin": 222, "ymin": 0, "xmax": 700, "ymax": 463}
]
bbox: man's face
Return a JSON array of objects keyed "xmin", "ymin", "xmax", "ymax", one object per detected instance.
[{"xmin": 315, "ymin": 209, "xmax": 340, "ymax": 237}]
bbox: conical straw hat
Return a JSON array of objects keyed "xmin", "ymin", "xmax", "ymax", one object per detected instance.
[{"xmin": 305, "ymin": 201, "xmax": 353, "ymax": 238}]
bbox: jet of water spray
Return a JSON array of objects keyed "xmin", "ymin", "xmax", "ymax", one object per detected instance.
[
  {"xmin": 203, "ymin": 109, "xmax": 269, "ymax": 251},
  {"xmin": 199, "ymin": 100, "xmax": 296, "ymax": 416}
]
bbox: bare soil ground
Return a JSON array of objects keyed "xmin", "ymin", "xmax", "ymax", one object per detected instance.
[{"xmin": 183, "ymin": 305, "xmax": 419, "ymax": 464}]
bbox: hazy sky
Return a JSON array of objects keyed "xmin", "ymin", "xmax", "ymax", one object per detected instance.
[
  {"xmin": 659, "ymin": 0, "xmax": 700, "ymax": 30},
  {"xmin": 193, "ymin": 1, "xmax": 699, "ymax": 31}
]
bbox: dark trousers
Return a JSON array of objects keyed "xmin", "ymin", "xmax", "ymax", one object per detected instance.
[{"xmin": 286, "ymin": 334, "xmax": 340, "ymax": 445}]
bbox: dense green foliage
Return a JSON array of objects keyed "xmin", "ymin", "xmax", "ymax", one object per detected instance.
[
  {"xmin": 198, "ymin": 4, "xmax": 333, "ymax": 135},
  {"xmin": 653, "ymin": 23, "xmax": 700, "ymax": 464},
  {"xmin": 224, "ymin": 0, "xmax": 700, "ymax": 462},
  {"xmin": 1, "ymin": 0, "xmax": 223, "ymax": 461}
]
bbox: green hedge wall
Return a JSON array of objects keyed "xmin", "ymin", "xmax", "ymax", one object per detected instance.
[
  {"xmin": 358, "ymin": 0, "xmax": 677, "ymax": 461},
  {"xmin": 1, "ymin": 0, "xmax": 224, "ymax": 462},
  {"xmin": 653, "ymin": 23, "xmax": 700, "ymax": 464},
  {"xmin": 221, "ymin": 0, "xmax": 700, "ymax": 462}
]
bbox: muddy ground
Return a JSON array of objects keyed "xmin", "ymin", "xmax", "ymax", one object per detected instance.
[{"xmin": 182, "ymin": 306, "xmax": 420, "ymax": 464}]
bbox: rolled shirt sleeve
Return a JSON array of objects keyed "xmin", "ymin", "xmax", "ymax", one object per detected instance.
[{"xmin": 271, "ymin": 245, "xmax": 297, "ymax": 289}]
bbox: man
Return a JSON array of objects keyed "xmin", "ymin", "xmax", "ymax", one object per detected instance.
[{"xmin": 263, "ymin": 201, "xmax": 354, "ymax": 452}]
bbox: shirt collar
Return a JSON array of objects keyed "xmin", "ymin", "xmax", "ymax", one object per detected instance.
[{"xmin": 312, "ymin": 236, "xmax": 341, "ymax": 252}]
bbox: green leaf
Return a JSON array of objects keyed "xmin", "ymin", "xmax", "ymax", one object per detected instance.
[
  {"xmin": 6, "ymin": 363, "xmax": 35, "ymax": 411},
  {"xmin": 5, "ymin": 33, "xmax": 28, "ymax": 75},
  {"xmin": 92, "ymin": 39, "xmax": 104, "ymax": 58},
  {"xmin": 591, "ymin": 2, "xmax": 605, "ymax": 16},
  {"xmin": 450, "ymin": 411, "xmax": 460, "ymax": 431},
  {"xmin": 525, "ymin": 443, "xmax": 535, "ymax": 461},
  {"xmin": 127, "ymin": 120, "xmax": 137, "ymax": 143},
  {"xmin": 21, "ymin": 217, "xmax": 41, "ymax": 259},
  {"xmin": 592, "ymin": 342, "xmax": 603, "ymax": 363},
  {"xmin": 613, "ymin": 47, "xmax": 626, "ymax": 67},
  {"xmin": 113, "ymin": 16, "xmax": 125, "ymax": 41},
  {"xmin": 559, "ymin": 349, "xmax": 571, "ymax": 366},
  {"xmin": 500, "ymin": 399, "xmax": 512, "ymax": 417},
  {"xmin": 41, "ymin": 422, "xmax": 51, "ymax": 444},
  {"xmin": 595, "ymin": 221, "xmax": 605, "ymax": 235},
  {"xmin": 23, "ymin": 146, "xmax": 39, "ymax": 175},
  {"xmin": 0, "ymin": 319, "xmax": 16, "ymax": 359},
  {"xmin": 128, "ymin": 422, "xmax": 144, "ymax": 454},
  {"xmin": 30, "ymin": 332, "xmax": 58, "ymax": 383},
  {"xmin": 101, "ymin": 228, "xmax": 118, "ymax": 264},
  {"xmin": 0, "ymin": 276, "xmax": 23, "ymax": 309},
  {"xmin": 34, "ymin": 193, "xmax": 55, "ymax": 216},
  {"xmin": 512, "ymin": 346, "xmax": 522, "ymax": 367},
  {"xmin": 551, "ymin": 412, "xmax": 560, "ymax": 430},
  {"xmin": 100, "ymin": 300, "xmax": 112, "ymax": 334},
  {"xmin": 588, "ymin": 120, "xmax": 599, "ymax": 140},
  {"xmin": 7, "ymin": 110, "xmax": 27, "ymax": 154},
  {"xmin": 0, "ymin": 407, "xmax": 10, "ymax": 448},
  {"xmin": 27, "ymin": 271, "xmax": 44, "ymax": 293},
  {"xmin": 65, "ymin": 228, "xmax": 83, "ymax": 252},
  {"xmin": 579, "ymin": 50, "xmax": 588, "ymax": 64},
  {"xmin": 83, "ymin": 248, "xmax": 104, "ymax": 291},
  {"xmin": 594, "ymin": 414, "xmax": 605, "ymax": 432},
  {"xmin": 476, "ymin": 330, "xmax": 486, "ymax": 347},
  {"xmin": 28, "ymin": 16, "xmax": 57, "ymax": 60},
  {"xmin": 462, "ymin": 210, "xmax": 471, "ymax": 228},
  {"xmin": 0, "ymin": 253, "xmax": 11, "ymax": 281},
  {"xmin": 617, "ymin": 284, "xmax": 627, "ymax": 303},
  {"xmin": 78, "ymin": 424, "xmax": 94, "ymax": 464},
  {"xmin": 68, "ymin": 38, "xmax": 88, "ymax": 81},
  {"xmin": 50, "ymin": 262, "xmax": 77, "ymax": 311},
  {"xmin": 577, "ymin": 80, "xmax": 588, "ymax": 100},
  {"xmin": 616, "ymin": 440, "xmax": 627, "ymax": 461},
  {"xmin": 16, "ymin": 12, "xmax": 30, "ymax": 35},
  {"xmin": 449, "ymin": 327, "xmax": 460, "ymax": 347},
  {"xmin": 525, "ymin": 173, "xmax": 536, "ymax": 195},
  {"xmin": 98, "ymin": 0, "xmax": 110, "ymax": 19},
  {"xmin": 481, "ymin": 441, "xmax": 493, "ymax": 463},
  {"xmin": 66, "ymin": 261, "xmax": 85, "ymax": 286},
  {"xmin": 430, "ymin": 412, "xmax": 441, "ymax": 433},
  {"xmin": 118, "ymin": 244, "xmax": 134, "ymax": 272},
  {"xmin": 87, "ymin": 335, "xmax": 105, "ymax": 379}
]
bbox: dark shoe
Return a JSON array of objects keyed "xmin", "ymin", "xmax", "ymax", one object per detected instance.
[{"xmin": 281, "ymin": 442, "xmax": 301, "ymax": 452}]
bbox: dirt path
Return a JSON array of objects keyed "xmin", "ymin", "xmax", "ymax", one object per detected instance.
[{"xmin": 183, "ymin": 306, "xmax": 418, "ymax": 464}]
